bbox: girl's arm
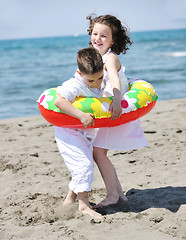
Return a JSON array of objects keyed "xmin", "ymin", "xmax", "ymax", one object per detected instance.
[
  {"xmin": 105, "ymin": 54, "xmax": 122, "ymax": 120},
  {"xmin": 54, "ymin": 95, "xmax": 95, "ymax": 128}
]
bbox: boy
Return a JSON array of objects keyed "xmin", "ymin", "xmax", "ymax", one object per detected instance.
[{"xmin": 54, "ymin": 47, "xmax": 104, "ymax": 219}]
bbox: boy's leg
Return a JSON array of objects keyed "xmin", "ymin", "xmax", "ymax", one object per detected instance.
[
  {"xmin": 55, "ymin": 127, "xmax": 95, "ymax": 207},
  {"xmin": 63, "ymin": 189, "xmax": 77, "ymax": 206},
  {"xmin": 78, "ymin": 191, "xmax": 104, "ymax": 219}
]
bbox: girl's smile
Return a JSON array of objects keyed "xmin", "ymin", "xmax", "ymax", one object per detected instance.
[{"xmin": 91, "ymin": 23, "xmax": 113, "ymax": 56}]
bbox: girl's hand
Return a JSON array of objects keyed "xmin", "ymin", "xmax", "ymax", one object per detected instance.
[
  {"xmin": 79, "ymin": 112, "xmax": 95, "ymax": 128},
  {"xmin": 109, "ymin": 98, "xmax": 122, "ymax": 120}
]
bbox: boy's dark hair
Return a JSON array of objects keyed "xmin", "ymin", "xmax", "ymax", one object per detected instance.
[
  {"xmin": 77, "ymin": 47, "xmax": 103, "ymax": 75},
  {"xmin": 86, "ymin": 14, "xmax": 133, "ymax": 55}
]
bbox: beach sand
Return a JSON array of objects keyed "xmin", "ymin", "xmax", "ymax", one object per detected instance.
[{"xmin": 0, "ymin": 98, "xmax": 186, "ymax": 240}]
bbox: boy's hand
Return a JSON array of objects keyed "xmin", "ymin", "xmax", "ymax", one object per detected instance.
[
  {"xmin": 109, "ymin": 98, "xmax": 122, "ymax": 120},
  {"xmin": 79, "ymin": 112, "xmax": 95, "ymax": 128}
]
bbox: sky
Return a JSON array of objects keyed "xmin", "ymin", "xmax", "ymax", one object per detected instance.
[{"xmin": 0, "ymin": 0, "xmax": 186, "ymax": 40}]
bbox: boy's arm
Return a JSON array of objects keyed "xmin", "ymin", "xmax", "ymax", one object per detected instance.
[{"xmin": 54, "ymin": 95, "xmax": 94, "ymax": 128}]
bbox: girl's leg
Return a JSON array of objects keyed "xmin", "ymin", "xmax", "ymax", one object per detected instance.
[
  {"xmin": 93, "ymin": 147, "xmax": 128, "ymax": 207},
  {"xmin": 114, "ymin": 168, "xmax": 128, "ymax": 202},
  {"xmin": 78, "ymin": 191, "xmax": 104, "ymax": 219},
  {"xmin": 63, "ymin": 189, "xmax": 77, "ymax": 206},
  {"xmin": 93, "ymin": 147, "xmax": 119, "ymax": 206}
]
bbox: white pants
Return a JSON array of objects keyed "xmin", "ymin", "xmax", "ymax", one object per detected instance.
[{"xmin": 55, "ymin": 127, "xmax": 95, "ymax": 194}]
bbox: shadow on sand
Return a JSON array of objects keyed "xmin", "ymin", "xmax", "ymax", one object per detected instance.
[{"xmin": 96, "ymin": 186, "xmax": 186, "ymax": 215}]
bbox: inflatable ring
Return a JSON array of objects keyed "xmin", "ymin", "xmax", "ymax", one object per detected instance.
[{"xmin": 37, "ymin": 78, "xmax": 158, "ymax": 128}]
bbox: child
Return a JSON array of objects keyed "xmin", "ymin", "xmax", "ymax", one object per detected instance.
[
  {"xmin": 86, "ymin": 14, "xmax": 148, "ymax": 208},
  {"xmin": 54, "ymin": 47, "xmax": 105, "ymax": 219}
]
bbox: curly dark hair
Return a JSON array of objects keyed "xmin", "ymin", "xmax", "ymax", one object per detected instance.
[{"xmin": 86, "ymin": 14, "xmax": 133, "ymax": 55}]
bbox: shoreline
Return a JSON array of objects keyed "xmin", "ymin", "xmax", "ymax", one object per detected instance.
[{"xmin": 1, "ymin": 98, "xmax": 186, "ymax": 240}]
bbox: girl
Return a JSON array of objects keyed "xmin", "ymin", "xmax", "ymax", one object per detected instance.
[{"xmin": 86, "ymin": 14, "xmax": 148, "ymax": 208}]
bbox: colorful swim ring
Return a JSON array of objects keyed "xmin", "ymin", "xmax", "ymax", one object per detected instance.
[{"xmin": 37, "ymin": 78, "xmax": 158, "ymax": 128}]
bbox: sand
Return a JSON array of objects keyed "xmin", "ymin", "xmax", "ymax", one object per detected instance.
[{"xmin": 0, "ymin": 98, "xmax": 186, "ymax": 240}]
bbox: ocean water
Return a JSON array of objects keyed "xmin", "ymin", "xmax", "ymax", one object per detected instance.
[{"xmin": 0, "ymin": 29, "xmax": 186, "ymax": 119}]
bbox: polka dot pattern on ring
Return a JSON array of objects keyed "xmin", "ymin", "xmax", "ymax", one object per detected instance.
[{"xmin": 121, "ymin": 100, "xmax": 129, "ymax": 109}]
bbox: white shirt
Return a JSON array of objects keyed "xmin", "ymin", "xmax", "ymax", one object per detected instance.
[
  {"xmin": 56, "ymin": 71, "xmax": 105, "ymax": 138},
  {"xmin": 56, "ymin": 71, "xmax": 105, "ymax": 102}
]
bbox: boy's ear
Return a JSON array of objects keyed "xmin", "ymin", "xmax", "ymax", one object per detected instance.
[{"xmin": 77, "ymin": 70, "xmax": 82, "ymax": 76}]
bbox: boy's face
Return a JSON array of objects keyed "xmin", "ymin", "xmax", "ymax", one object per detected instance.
[{"xmin": 82, "ymin": 70, "xmax": 103, "ymax": 89}]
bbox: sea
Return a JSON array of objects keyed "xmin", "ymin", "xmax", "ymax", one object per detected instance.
[{"xmin": 0, "ymin": 28, "xmax": 186, "ymax": 119}]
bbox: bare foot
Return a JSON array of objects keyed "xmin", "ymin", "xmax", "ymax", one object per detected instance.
[
  {"xmin": 78, "ymin": 192, "xmax": 105, "ymax": 219},
  {"xmin": 63, "ymin": 190, "xmax": 77, "ymax": 206},
  {"xmin": 93, "ymin": 195, "xmax": 119, "ymax": 209},
  {"xmin": 94, "ymin": 194, "xmax": 129, "ymax": 209},
  {"xmin": 79, "ymin": 205, "xmax": 105, "ymax": 219},
  {"xmin": 119, "ymin": 193, "xmax": 128, "ymax": 203}
]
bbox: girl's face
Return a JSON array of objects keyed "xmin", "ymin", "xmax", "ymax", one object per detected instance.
[{"xmin": 91, "ymin": 23, "xmax": 113, "ymax": 56}]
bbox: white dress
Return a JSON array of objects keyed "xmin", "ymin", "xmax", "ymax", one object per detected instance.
[{"xmin": 93, "ymin": 50, "xmax": 148, "ymax": 151}]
